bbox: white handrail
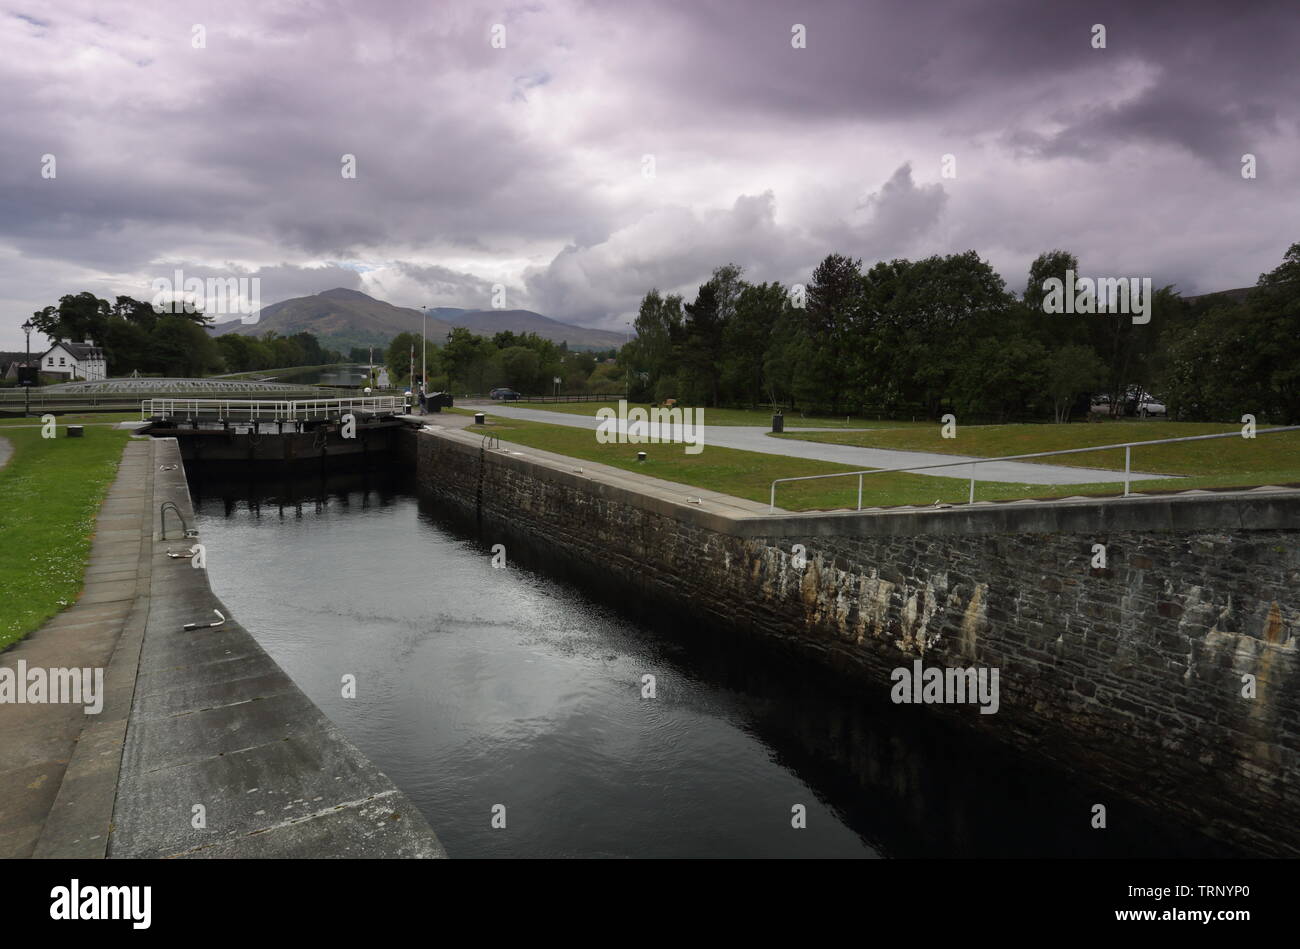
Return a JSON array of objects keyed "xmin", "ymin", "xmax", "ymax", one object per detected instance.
[
  {"xmin": 769, "ymin": 425, "xmax": 1300, "ymax": 512},
  {"xmin": 141, "ymin": 396, "xmax": 408, "ymax": 420}
]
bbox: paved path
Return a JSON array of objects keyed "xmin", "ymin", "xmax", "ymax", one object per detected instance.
[
  {"xmin": 466, "ymin": 405, "xmax": 1170, "ymax": 485},
  {"xmin": 108, "ymin": 438, "xmax": 445, "ymax": 858},
  {"xmin": 0, "ymin": 438, "xmax": 151, "ymax": 857},
  {"xmin": 0, "ymin": 435, "xmax": 9, "ymax": 469},
  {"xmin": 2, "ymin": 435, "xmax": 446, "ymax": 858}
]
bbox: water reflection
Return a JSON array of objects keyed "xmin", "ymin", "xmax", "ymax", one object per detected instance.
[{"xmin": 186, "ymin": 465, "xmax": 1242, "ymax": 859}]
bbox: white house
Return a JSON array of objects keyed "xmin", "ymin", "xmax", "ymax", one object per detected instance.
[{"xmin": 41, "ymin": 340, "xmax": 108, "ymax": 381}]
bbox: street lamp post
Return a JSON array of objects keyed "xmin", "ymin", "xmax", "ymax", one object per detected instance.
[
  {"xmin": 421, "ymin": 305, "xmax": 427, "ymax": 393},
  {"xmin": 21, "ymin": 319, "xmax": 33, "ymax": 417}
]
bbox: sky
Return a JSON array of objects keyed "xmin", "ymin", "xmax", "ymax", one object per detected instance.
[{"xmin": 1, "ymin": 0, "xmax": 1297, "ymax": 349}]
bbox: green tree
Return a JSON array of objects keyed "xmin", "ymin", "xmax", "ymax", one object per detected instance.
[
  {"xmin": 1043, "ymin": 344, "xmax": 1107, "ymax": 423},
  {"xmin": 721, "ymin": 281, "xmax": 786, "ymax": 407},
  {"xmin": 498, "ymin": 346, "xmax": 541, "ymax": 390}
]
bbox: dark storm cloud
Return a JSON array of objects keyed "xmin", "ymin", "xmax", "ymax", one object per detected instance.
[
  {"xmin": 0, "ymin": 0, "xmax": 1297, "ymax": 346},
  {"xmin": 625, "ymin": 0, "xmax": 1299, "ymax": 162}
]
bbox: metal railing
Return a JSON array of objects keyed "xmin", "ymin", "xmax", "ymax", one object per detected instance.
[
  {"xmin": 513, "ymin": 392, "xmax": 627, "ymax": 403},
  {"xmin": 288, "ymin": 396, "xmax": 407, "ymax": 418},
  {"xmin": 769, "ymin": 426, "xmax": 1300, "ymax": 512},
  {"xmin": 141, "ymin": 396, "xmax": 408, "ymax": 421}
]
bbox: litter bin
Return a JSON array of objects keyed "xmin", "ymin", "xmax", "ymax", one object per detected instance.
[
  {"xmin": 67, "ymin": 425, "xmax": 84, "ymax": 438},
  {"xmin": 474, "ymin": 412, "xmax": 486, "ymax": 425},
  {"xmin": 771, "ymin": 413, "xmax": 784, "ymax": 433}
]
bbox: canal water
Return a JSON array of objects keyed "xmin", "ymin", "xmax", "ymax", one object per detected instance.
[
  {"xmin": 271, "ymin": 364, "xmax": 373, "ymax": 387},
  {"xmin": 187, "ymin": 465, "xmax": 1238, "ymax": 859}
]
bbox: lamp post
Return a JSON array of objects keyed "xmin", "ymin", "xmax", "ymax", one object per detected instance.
[
  {"xmin": 421, "ymin": 305, "xmax": 427, "ymax": 392},
  {"xmin": 21, "ymin": 319, "xmax": 33, "ymax": 417}
]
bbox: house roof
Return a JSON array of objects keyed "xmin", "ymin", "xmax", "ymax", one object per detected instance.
[{"xmin": 44, "ymin": 341, "xmax": 105, "ymax": 359}]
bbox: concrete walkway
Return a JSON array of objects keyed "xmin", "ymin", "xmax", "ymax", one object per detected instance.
[
  {"xmin": 472, "ymin": 404, "xmax": 1170, "ymax": 485},
  {"xmin": 0, "ymin": 439, "xmax": 152, "ymax": 857},
  {"xmin": 1, "ymin": 435, "xmax": 446, "ymax": 858},
  {"xmin": 0, "ymin": 435, "xmax": 9, "ymax": 469},
  {"xmin": 109, "ymin": 438, "xmax": 444, "ymax": 857}
]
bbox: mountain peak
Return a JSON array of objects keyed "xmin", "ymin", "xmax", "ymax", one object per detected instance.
[{"xmin": 210, "ymin": 287, "xmax": 626, "ymax": 351}]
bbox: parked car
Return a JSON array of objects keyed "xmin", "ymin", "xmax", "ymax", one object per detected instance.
[
  {"xmin": 1136, "ymin": 394, "xmax": 1167, "ymax": 417},
  {"xmin": 1090, "ymin": 389, "xmax": 1166, "ymax": 417},
  {"xmin": 490, "ymin": 388, "xmax": 520, "ymax": 401}
]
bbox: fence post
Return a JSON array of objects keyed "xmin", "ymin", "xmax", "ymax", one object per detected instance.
[
  {"xmin": 857, "ymin": 473, "xmax": 863, "ymax": 510},
  {"xmin": 969, "ymin": 462, "xmax": 976, "ymax": 504}
]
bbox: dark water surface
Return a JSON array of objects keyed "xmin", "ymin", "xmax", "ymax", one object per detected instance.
[{"xmin": 186, "ymin": 465, "xmax": 1238, "ymax": 859}]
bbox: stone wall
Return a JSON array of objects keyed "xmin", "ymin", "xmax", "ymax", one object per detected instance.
[{"xmin": 410, "ymin": 427, "xmax": 1300, "ymax": 855}]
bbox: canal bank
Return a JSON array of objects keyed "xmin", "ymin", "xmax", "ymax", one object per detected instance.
[
  {"xmin": 407, "ymin": 422, "xmax": 1300, "ymax": 856},
  {"xmin": 4, "ymin": 435, "xmax": 445, "ymax": 858}
]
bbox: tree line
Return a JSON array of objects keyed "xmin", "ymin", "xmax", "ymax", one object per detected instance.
[
  {"xmin": 618, "ymin": 243, "xmax": 1300, "ymax": 423},
  {"xmin": 27, "ymin": 292, "xmax": 344, "ymax": 376},
  {"xmin": 384, "ymin": 327, "xmax": 624, "ymax": 395}
]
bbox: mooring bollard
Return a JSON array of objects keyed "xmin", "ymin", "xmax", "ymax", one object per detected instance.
[{"xmin": 67, "ymin": 425, "xmax": 84, "ymax": 438}]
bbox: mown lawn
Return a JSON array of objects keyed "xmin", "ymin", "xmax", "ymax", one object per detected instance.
[
  {"xmin": 0, "ymin": 426, "xmax": 132, "ymax": 649},
  {"xmin": 464, "ymin": 413, "xmax": 1300, "ymax": 513},
  {"xmin": 464, "ymin": 413, "xmax": 1163, "ymax": 511},
  {"xmin": 772, "ymin": 421, "xmax": 1300, "ymax": 485},
  {"xmin": 491, "ymin": 400, "xmax": 931, "ymax": 428},
  {"xmin": 0, "ymin": 412, "xmax": 139, "ymax": 427}
]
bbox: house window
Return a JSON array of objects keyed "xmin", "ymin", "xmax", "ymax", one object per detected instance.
[{"xmin": 59, "ymin": 357, "xmax": 66, "ymax": 366}]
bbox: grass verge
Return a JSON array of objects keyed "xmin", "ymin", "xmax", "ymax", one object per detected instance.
[
  {"xmin": 463, "ymin": 413, "xmax": 1181, "ymax": 511},
  {"xmin": 0, "ymin": 412, "xmax": 140, "ymax": 427},
  {"xmin": 0, "ymin": 426, "xmax": 132, "ymax": 649},
  {"xmin": 490, "ymin": 400, "xmax": 930, "ymax": 428},
  {"xmin": 772, "ymin": 421, "xmax": 1300, "ymax": 485},
  {"xmin": 466, "ymin": 413, "xmax": 1300, "ymax": 511}
]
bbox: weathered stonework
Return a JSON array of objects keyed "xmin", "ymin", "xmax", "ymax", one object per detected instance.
[{"xmin": 409, "ymin": 427, "xmax": 1299, "ymax": 856}]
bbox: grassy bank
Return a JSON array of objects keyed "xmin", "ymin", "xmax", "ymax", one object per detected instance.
[
  {"xmin": 773, "ymin": 421, "xmax": 1300, "ymax": 486},
  {"xmin": 0, "ymin": 412, "xmax": 139, "ymax": 427},
  {"xmin": 0, "ymin": 426, "xmax": 132, "ymax": 649},
  {"xmin": 463, "ymin": 413, "xmax": 1299, "ymax": 512},
  {"xmin": 463, "ymin": 413, "xmax": 1144, "ymax": 510},
  {"xmin": 491, "ymin": 400, "xmax": 930, "ymax": 428}
]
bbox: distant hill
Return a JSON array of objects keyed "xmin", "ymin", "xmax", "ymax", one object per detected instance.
[
  {"xmin": 1184, "ymin": 287, "xmax": 1252, "ymax": 306},
  {"xmin": 208, "ymin": 289, "xmax": 625, "ymax": 352},
  {"xmin": 446, "ymin": 308, "xmax": 625, "ymax": 349}
]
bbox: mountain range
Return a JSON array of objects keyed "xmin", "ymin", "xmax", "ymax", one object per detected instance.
[{"xmin": 208, "ymin": 288, "xmax": 626, "ymax": 352}]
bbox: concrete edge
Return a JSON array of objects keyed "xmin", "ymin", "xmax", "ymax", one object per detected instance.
[{"xmin": 108, "ymin": 438, "xmax": 447, "ymax": 859}]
